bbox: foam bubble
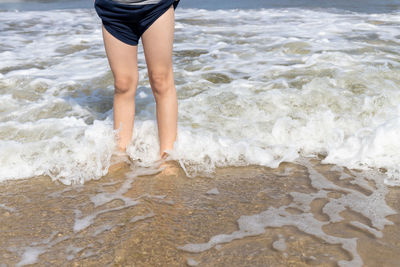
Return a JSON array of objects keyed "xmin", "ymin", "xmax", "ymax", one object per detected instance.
[
  {"xmin": 11, "ymin": 231, "xmax": 70, "ymax": 266},
  {"xmin": 130, "ymin": 211, "xmax": 155, "ymax": 223},
  {"xmin": 187, "ymin": 258, "xmax": 199, "ymax": 266},
  {"xmin": 272, "ymin": 235, "xmax": 287, "ymax": 252},
  {"xmin": 206, "ymin": 188, "xmax": 219, "ymax": 195},
  {"xmin": 16, "ymin": 247, "xmax": 46, "ymax": 267},
  {"xmin": 0, "ymin": 203, "xmax": 16, "ymax": 212},
  {"xmin": 65, "ymin": 245, "xmax": 85, "ymax": 261}
]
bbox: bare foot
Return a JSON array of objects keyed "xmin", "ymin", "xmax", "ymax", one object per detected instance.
[
  {"xmin": 159, "ymin": 161, "xmax": 180, "ymax": 176},
  {"xmin": 157, "ymin": 153, "xmax": 180, "ymax": 176},
  {"xmin": 160, "ymin": 151, "xmax": 169, "ymax": 160},
  {"xmin": 107, "ymin": 150, "xmax": 131, "ymax": 174}
]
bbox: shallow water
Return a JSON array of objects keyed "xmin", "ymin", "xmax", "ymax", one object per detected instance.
[
  {"xmin": 1, "ymin": 2, "xmax": 399, "ymax": 266},
  {"xmin": 0, "ymin": 160, "xmax": 399, "ymax": 266},
  {"xmin": 1, "ymin": 7, "xmax": 400, "ymax": 185},
  {"xmin": 0, "ymin": 0, "xmax": 398, "ymax": 13}
]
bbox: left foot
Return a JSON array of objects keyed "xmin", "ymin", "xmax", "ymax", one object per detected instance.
[{"xmin": 157, "ymin": 152, "xmax": 179, "ymax": 176}]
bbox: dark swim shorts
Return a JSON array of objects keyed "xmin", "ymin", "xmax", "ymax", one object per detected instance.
[{"xmin": 94, "ymin": 0, "xmax": 179, "ymax": 46}]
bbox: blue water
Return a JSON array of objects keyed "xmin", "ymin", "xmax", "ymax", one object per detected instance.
[{"xmin": 0, "ymin": 0, "xmax": 399, "ymax": 13}]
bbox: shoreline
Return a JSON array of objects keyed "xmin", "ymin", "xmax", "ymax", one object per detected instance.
[{"xmin": 0, "ymin": 159, "xmax": 399, "ymax": 266}]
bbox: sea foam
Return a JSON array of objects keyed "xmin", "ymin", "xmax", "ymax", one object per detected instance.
[{"xmin": 0, "ymin": 8, "xmax": 399, "ymax": 185}]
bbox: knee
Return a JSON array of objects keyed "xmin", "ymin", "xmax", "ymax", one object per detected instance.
[
  {"xmin": 148, "ymin": 70, "xmax": 173, "ymax": 96},
  {"xmin": 114, "ymin": 75, "xmax": 137, "ymax": 96}
]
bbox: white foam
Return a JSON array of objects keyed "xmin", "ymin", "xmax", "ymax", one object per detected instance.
[
  {"xmin": 74, "ymin": 176, "xmax": 140, "ymax": 232},
  {"xmin": 349, "ymin": 221, "xmax": 383, "ymax": 238},
  {"xmin": 0, "ymin": 203, "xmax": 16, "ymax": 212},
  {"xmin": 73, "ymin": 167, "xmax": 165, "ymax": 232},
  {"xmin": 177, "ymin": 159, "xmax": 396, "ymax": 267},
  {"xmin": 12, "ymin": 231, "xmax": 70, "ymax": 266},
  {"xmin": 272, "ymin": 235, "xmax": 287, "ymax": 252},
  {"xmin": 206, "ymin": 188, "xmax": 219, "ymax": 195},
  {"xmin": 186, "ymin": 258, "xmax": 199, "ymax": 266},
  {"xmin": 92, "ymin": 224, "xmax": 114, "ymax": 237},
  {"xmin": 0, "ymin": 8, "xmax": 399, "ymax": 184},
  {"xmin": 65, "ymin": 245, "xmax": 85, "ymax": 261},
  {"xmin": 90, "ymin": 176, "xmax": 139, "ymax": 207},
  {"xmin": 16, "ymin": 247, "xmax": 46, "ymax": 267},
  {"xmin": 130, "ymin": 211, "xmax": 155, "ymax": 223}
]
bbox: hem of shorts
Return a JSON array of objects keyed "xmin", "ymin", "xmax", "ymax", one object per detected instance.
[
  {"xmin": 103, "ymin": 23, "xmax": 139, "ymax": 46},
  {"xmin": 141, "ymin": 0, "xmax": 179, "ymax": 36}
]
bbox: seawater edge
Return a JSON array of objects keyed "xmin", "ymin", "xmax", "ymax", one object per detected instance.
[{"xmin": 0, "ymin": 159, "xmax": 399, "ymax": 266}]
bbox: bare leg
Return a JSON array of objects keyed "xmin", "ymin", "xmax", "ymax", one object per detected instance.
[
  {"xmin": 142, "ymin": 6, "xmax": 178, "ymax": 159},
  {"xmin": 102, "ymin": 26, "xmax": 138, "ymax": 151}
]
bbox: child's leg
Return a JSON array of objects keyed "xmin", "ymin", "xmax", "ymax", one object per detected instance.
[
  {"xmin": 141, "ymin": 6, "xmax": 178, "ymax": 158},
  {"xmin": 102, "ymin": 26, "xmax": 139, "ymax": 151}
]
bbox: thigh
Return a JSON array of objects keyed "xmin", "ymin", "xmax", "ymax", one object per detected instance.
[
  {"xmin": 141, "ymin": 6, "xmax": 175, "ymax": 74},
  {"xmin": 102, "ymin": 26, "xmax": 138, "ymax": 79}
]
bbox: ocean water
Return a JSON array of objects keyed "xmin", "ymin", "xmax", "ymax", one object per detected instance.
[
  {"xmin": 0, "ymin": 1, "xmax": 400, "ymax": 185},
  {"xmin": 0, "ymin": 0, "xmax": 398, "ymax": 13},
  {"xmin": 2, "ymin": 3, "xmax": 400, "ymax": 266}
]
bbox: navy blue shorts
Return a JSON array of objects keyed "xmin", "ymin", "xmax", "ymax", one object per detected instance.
[{"xmin": 94, "ymin": 0, "xmax": 179, "ymax": 46}]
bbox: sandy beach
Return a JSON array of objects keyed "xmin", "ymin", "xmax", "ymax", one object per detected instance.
[
  {"xmin": 1, "ymin": 159, "xmax": 399, "ymax": 266},
  {"xmin": 1, "ymin": 1, "xmax": 400, "ymax": 266}
]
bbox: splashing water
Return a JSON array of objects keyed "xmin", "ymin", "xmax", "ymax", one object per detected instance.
[{"xmin": 0, "ymin": 7, "xmax": 399, "ymax": 184}]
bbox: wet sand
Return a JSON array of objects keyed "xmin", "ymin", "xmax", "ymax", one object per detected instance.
[{"xmin": 0, "ymin": 159, "xmax": 399, "ymax": 266}]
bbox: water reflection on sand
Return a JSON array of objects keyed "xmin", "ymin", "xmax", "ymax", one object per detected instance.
[{"xmin": 0, "ymin": 159, "xmax": 399, "ymax": 266}]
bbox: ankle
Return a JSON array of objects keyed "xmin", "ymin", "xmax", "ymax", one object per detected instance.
[{"xmin": 160, "ymin": 151, "xmax": 169, "ymax": 160}]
